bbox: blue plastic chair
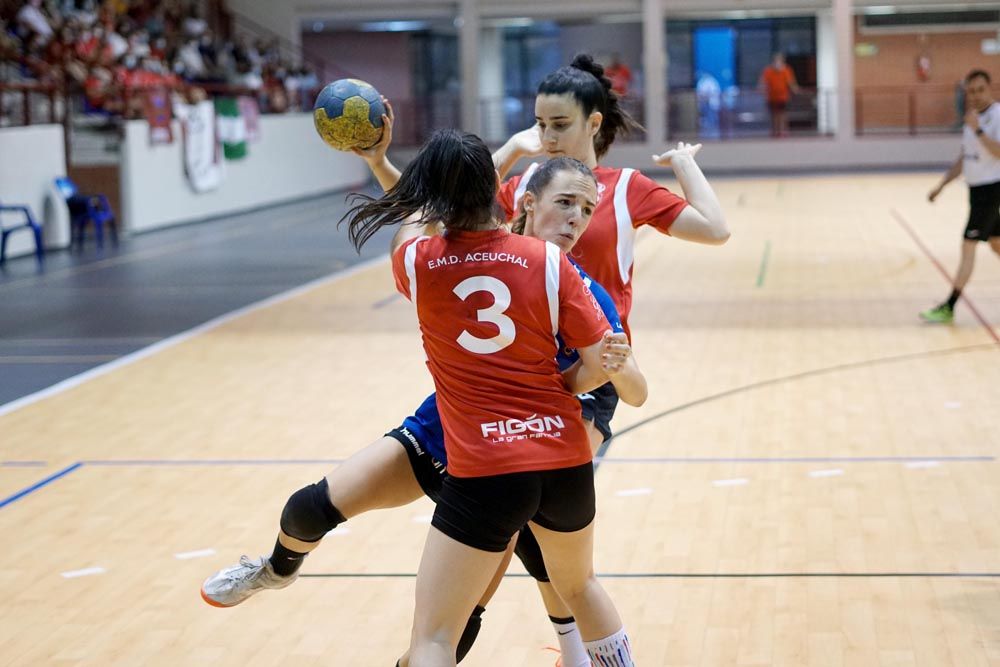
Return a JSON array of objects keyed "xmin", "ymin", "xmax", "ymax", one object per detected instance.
[
  {"xmin": 0, "ymin": 201, "xmax": 44, "ymax": 266},
  {"xmin": 55, "ymin": 177, "xmax": 118, "ymax": 250}
]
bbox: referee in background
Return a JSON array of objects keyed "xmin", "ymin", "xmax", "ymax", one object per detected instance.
[{"xmin": 922, "ymin": 69, "xmax": 1000, "ymax": 323}]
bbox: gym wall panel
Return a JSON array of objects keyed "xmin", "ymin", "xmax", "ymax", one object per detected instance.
[{"xmin": 119, "ymin": 112, "xmax": 369, "ymax": 234}]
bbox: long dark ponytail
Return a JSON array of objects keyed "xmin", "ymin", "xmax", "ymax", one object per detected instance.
[
  {"xmin": 537, "ymin": 53, "xmax": 643, "ymax": 159},
  {"xmin": 342, "ymin": 129, "xmax": 499, "ymax": 251}
]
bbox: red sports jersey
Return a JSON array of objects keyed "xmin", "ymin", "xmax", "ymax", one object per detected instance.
[
  {"xmin": 392, "ymin": 228, "xmax": 608, "ymax": 478},
  {"xmin": 498, "ymin": 165, "xmax": 688, "ymax": 336}
]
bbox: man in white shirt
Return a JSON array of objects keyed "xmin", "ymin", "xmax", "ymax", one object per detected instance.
[{"xmin": 922, "ymin": 69, "xmax": 1000, "ymax": 323}]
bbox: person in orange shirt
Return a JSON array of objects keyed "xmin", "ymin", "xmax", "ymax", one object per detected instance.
[
  {"xmin": 758, "ymin": 52, "xmax": 800, "ymax": 137},
  {"xmin": 603, "ymin": 53, "xmax": 632, "ymax": 97}
]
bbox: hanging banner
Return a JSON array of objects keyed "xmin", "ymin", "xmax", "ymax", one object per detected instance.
[
  {"xmin": 144, "ymin": 87, "xmax": 173, "ymax": 145},
  {"xmin": 215, "ymin": 96, "xmax": 248, "ymax": 159},
  {"xmin": 238, "ymin": 95, "xmax": 261, "ymax": 143},
  {"xmin": 174, "ymin": 99, "xmax": 223, "ymax": 193}
]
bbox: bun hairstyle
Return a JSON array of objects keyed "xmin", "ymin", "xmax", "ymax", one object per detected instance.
[
  {"xmin": 537, "ymin": 53, "xmax": 643, "ymax": 159},
  {"xmin": 511, "ymin": 157, "xmax": 598, "ymax": 235},
  {"xmin": 343, "ymin": 129, "xmax": 498, "ymax": 250}
]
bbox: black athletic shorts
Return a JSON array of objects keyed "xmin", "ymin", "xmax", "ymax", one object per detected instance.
[
  {"xmin": 768, "ymin": 100, "xmax": 788, "ymax": 112},
  {"xmin": 386, "ymin": 427, "xmax": 448, "ymax": 502},
  {"xmin": 432, "ymin": 462, "xmax": 596, "ymax": 552},
  {"xmin": 965, "ymin": 181, "xmax": 1000, "ymax": 242},
  {"xmin": 577, "ymin": 382, "xmax": 620, "ymax": 443}
]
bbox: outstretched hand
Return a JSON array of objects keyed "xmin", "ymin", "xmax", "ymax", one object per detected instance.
[
  {"xmin": 652, "ymin": 141, "xmax": 703, "ymax": 167},
  {"xmin": 352, "ymin": 96, "xmax": 395, "ymax": 162}
]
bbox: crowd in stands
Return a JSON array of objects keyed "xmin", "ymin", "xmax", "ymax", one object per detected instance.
[{"xmin": 1, "ymin": 0, "xmax": 320, "ymax": 119}]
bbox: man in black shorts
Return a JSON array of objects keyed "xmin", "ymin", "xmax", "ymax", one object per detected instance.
[{"xmin": 923, "ymin": 69, "xmax": 1000, "ymax": 323}]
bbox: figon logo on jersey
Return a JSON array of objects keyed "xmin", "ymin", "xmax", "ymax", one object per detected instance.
[{"xmin": 481, "ymin": 414, "xmax": 565, "ymax": 443}]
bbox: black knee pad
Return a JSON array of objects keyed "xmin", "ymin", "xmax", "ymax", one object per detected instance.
[
  {"xmin": 514, "ymin": 526, "xmax": 550, "ymax": 583},
  {"xmin": 456, "ymin": 605, "xmax": 485, "ymax": 663},
  {"xmin": 279, "ymin": 478, "xmax": 346, "ymax": 543}
]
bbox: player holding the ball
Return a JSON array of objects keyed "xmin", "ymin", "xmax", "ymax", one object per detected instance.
[
  {"xmin": 313, "ymin": 78, "xmax": 387, "ymax": 152},
  {"xmin": 203, "ymin": 55, "xmax": 727, "ymax": 665}
]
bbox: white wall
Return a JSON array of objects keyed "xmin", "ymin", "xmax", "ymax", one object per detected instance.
[
  {"xmin": 120, "ymin": 113, "xmax": 370, "ymax": 233},
  {"xmin": 0, "ymin": 124, "xmax": 70, "ymax": 260}
]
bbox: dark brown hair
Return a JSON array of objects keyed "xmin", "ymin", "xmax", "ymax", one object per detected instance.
[
  {"xmin": 537, "ymin": 53, "xmax": 643, "ymax": 159},
  {"xmin": 342, "ymin": 129, "xmax": 498, "ymax": 250}
]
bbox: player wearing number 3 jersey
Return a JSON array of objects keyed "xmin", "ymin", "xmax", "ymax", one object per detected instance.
[
  {"xmin": 393, "ymin": 225, "xmax": 603, "ymax": 477},
  {"xmin": 352, "ymin": 129, "xmax": 635, "ymax": 666}
]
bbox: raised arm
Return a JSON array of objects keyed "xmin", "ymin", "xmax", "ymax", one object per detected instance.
[
  {"xmin": 352, "ymin": 98, "xmax": 402, "ymax": 192},
  {"xmin": 652, "ymin": 142, "xmax": 730, "ymax": 245},
  {"xmin": 492, "ymin": 125, "xmax": 543, "ymax": 179}
]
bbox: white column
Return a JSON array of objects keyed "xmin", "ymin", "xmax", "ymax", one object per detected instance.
[
  {"xmin": 833, "ymin": 0, "xmax": 855, "ymax": 139},
  {"xmin": 458, "ymin": 0, "xmax": 481, "ymax": 134},
  {"xmin": 479, "ymin": 27, "xmax": 505, "ymax": 142},
  {"xmin": 642, "ymin": 0, "xmax": 666, "ymax": 148},
  {"xmin": 816, "ymin": 9, "xmax": 837, "ymax": 135}
]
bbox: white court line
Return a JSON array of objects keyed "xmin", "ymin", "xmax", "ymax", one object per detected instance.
[
  {"xmin": 944, "ymin": 401, "xmax": 962, "ymax": 409},
  {"xmin": 615, "ymin": 488, "xmax": 653, "ymax": 497},
  {"xmin": 808, "ymin": 468, "xmax": 844, "ymax": 478},
  {"xmin": 905, "ymin": 460, "xmax": 940, "ymax": 469},
  {"xmin": 175, "ymin": 548, "xmax": 216, "ymax": 560},
  {"xmin": 61, "ymin": 566, "xmax": 106, "ymax": 579},
  {"xmin": 0, "ymin": 254, "xmax": 389, "ymax": 418},
  {"xmin": 712, "ymin": 478, "xmax": 749, "ymax": 487}
]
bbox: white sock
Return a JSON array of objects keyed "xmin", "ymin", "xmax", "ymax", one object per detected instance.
[
  {"xmin": 585, "ymin": 627, "xmax": 634, "ymax": 666},
  {"xmin": 551, "ymin": 617, "xmax": 591, "ymax": 667}
]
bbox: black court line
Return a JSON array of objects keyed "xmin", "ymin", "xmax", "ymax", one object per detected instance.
[
  {"xmin": 301, "ymin": 571, "xmax": 1000, "ymax": 579},
  {"xmin": 596, "ymin": 342, "xmax": 997, "ymax": 461}
]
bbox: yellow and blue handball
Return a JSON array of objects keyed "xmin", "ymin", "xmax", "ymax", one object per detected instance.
[{"xmin": 313, "ymin": 78, "xmax": 385, "ymax": 151}]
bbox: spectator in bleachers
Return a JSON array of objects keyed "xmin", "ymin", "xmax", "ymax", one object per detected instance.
[{"xmin": 16, "ymin": 0, "xmax": 53, "ymax": 43}]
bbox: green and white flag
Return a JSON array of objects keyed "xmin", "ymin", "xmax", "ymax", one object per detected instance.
[{"xmin": 215, "ymin": 96, "xmax": 248, "ymax": 160}]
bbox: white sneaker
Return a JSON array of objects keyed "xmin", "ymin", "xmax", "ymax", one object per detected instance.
[{"xmin": 200, "ymin": 555, "xmax": 298, "ymax": 608}]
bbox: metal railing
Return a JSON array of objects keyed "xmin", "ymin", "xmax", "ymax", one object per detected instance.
[
  {"xmin": 855, "ymin": 85, "xmax": 967, "ymax": 136},
  {"xmin": 666, "ymin": 87, "xmax": 835, "ymax": 140}
]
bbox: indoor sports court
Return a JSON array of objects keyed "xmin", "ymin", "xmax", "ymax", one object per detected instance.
[{"xmin": 2, "ymin": 1, "xmax": 999, "ymax": 666}]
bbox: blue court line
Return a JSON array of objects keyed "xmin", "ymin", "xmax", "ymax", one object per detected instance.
[
  {"xmin": 594, "ymin": 455, "xmax": 993, "ymax": 464},
  {"xmin": 0, "ymin": 462, "xmax": 82, "ymax": 509},
  {"xmin": 1, "ymin": 461, "xmax": 47, "ymax": 467},
  {"xmin": 82, "ymin": 459, "xmax": 347, "ymax": 466}
]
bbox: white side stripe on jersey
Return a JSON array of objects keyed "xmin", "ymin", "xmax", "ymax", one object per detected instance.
[
  {"xmin": 403, "ymin": 236, "xmax": 430, "ymax": 303},
  {"xmin": 544, "ymin": 241, "xmax": 561, "ymax": 337},
  {"xmin": 512, "ymin": 162, "xmax": 541, "ymax": 211},
  {"xmin": 613, "ymin": 168, "xmax": 636, "ymax": 286}
]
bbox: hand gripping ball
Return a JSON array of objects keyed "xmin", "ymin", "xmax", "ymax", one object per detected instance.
[{"xmin": 313, "ymin": 78, "xmax": 386, "ymax": 151}]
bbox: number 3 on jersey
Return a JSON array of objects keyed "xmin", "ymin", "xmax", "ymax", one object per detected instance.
[{"xmin": 453, "ymin": 276, "xmax": 515, "ymax": 354}]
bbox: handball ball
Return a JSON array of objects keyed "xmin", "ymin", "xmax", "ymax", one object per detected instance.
[{"xmin": 313, "ymin": 78, "xmax": 386, "ymax": 151}]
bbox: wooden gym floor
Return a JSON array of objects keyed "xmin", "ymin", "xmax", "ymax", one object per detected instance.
[{"xmin": 1, "ymin": 172, "xmax": 999, "ymax": 666}]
